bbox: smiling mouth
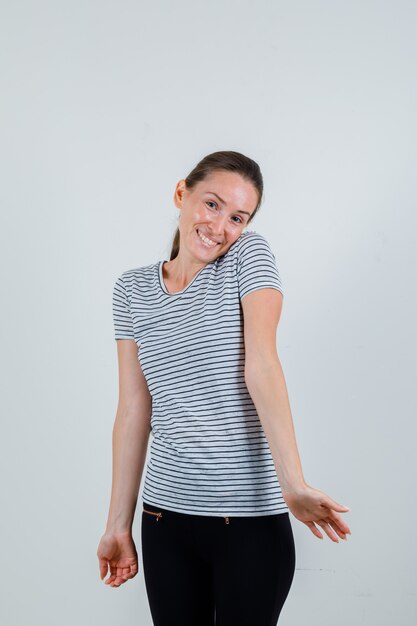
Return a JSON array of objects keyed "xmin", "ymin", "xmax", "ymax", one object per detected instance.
[{"xmin": 196, "ymin": 229, "xmax": 221, "ymax": 247}]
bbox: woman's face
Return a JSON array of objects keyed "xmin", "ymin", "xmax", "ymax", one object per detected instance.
[{"xmin": 173, "ymin": 170, "xmax": 258, "ymax": 262}]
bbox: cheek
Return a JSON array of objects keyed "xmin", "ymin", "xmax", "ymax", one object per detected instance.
[
  {"xmin": 227, "ymin": 224, "xmax": 241, "ymax": 237},
  {"xmin": 194, "ymin": 208, "xmax": 211, "ymax": 224}
]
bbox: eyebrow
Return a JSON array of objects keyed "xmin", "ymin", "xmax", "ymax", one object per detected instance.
[{"xmin": 205, "ymin": 191, "xmax": 252, "ymax": 216}]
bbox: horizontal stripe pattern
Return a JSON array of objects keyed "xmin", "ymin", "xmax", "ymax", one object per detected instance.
[{"xmin": 112, "ymin": 230, "xmax": 289, "ymax": 517}]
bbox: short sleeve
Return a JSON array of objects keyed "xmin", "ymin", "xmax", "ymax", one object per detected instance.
[
  {"xmin": 237, "ymin": 233, "xmax": 284, "ymax": 300},
  {"xmin": 112, "ymin": 275, "xmax": 135, "ymax": 340}
]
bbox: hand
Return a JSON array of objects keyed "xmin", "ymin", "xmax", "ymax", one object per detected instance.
[
  {"xmin": 283, "ymin": 483, "xmax": 352, "ymax": 542},
  {"xmin": 97, "ymin": 530, "xmax": 139, "ymax": 587}
]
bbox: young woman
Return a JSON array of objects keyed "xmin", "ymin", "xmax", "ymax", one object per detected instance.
[{"xmin": 97, "ymin": 151, "xmax": 351, "ymax": 625}]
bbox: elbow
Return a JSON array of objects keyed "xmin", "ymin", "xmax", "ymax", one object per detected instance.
[{"xmin": 244, "ymin": 355, "xmax": 281, "ymax": 389}]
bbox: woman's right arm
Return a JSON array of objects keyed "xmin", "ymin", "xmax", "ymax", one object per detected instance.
[
  {"xmin": 105, "ymin": 339, "xmax": 152, "ymax": 534},
  {"xmin": 97, "ymin": 339, "xmax": 152, "ymax": 587}
]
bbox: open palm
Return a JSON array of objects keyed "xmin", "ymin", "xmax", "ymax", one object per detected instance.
[{"xmin": 97, "ymin": 531, "xmax": 139, "ymax": 587}]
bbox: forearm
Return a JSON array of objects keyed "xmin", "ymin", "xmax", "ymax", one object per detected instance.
[
  {"xmin": 105, "ymin": 409, "xmax": 151, "ymax": 534},
  {"xmin": 245, "ymin": 357, "xmax": 306, "ymax": 495}
]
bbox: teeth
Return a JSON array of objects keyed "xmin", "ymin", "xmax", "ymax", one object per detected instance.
[{"xmin": 197, "ymin": 229, "xmax": 218, "ymax": 247}]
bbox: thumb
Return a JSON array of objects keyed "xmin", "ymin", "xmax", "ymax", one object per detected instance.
[
  {"xmin": 325, "ymin": 498, "xmax": 350, "ymax": 512},
  {"xmin": 99, "ymin": 557, "xmax": 109, "ymax": 580}
]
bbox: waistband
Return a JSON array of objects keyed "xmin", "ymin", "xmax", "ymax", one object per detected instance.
[{"xmin": 142, "ymin": 500, "xmax": 289, "ymax": 523}]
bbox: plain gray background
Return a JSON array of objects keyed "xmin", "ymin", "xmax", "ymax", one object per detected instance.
[{"xmin": 1, "ymin": 1, "xmax": 416, "ymax": 624}]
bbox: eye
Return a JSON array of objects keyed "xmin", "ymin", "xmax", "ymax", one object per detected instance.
[{"xmin": 206, "ymin": 201, "xmax": 243, "ymax": 225}]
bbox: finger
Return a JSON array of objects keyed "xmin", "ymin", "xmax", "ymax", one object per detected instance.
[
  {"xmin": 327, "ymin": 512, "xmax": 352, "ymax": 536},
  {"xmin": 104, "ymin": 561, "xmax": 138, "ymax": 586},
  {"xmin": 326, "ymin": 498, "xmax": 350, "ymax": 513},
  {"xmin": 316, "ymin": 519, "xmax": 339, "ymax": 543},
  {"xmin": 317, "ymin": 494, "xmax": 350, "ymax": 513},
  {"xmin": 104, "ymin": 568, "xmax": 118, "ymax": 584},
  {"xmin": 106, "ymin": 573, "xmax": 124, "ymax": 587},
  {"xmin": 125, "ymin": 563, "xmax": 138, "ymax": 579},
  {"xmin": 119, "ymin": 565, "xmax": 136, "ymax": 581},
  {"xmin": 304, "ymin": 521, "xmax": 324, "ymax": 540},
  {"xmin": 108, "ymin": 566, "xmax": 135, "ymax": 587},
  {"xmin": 118, "ymin": 565, "xmax": 133, "ymax": 579},
  {"xmin": 105, "ymin": 565, "xmax": 119, "ymax": 586},
  {"xmin": 111, "ymin": 569, "xmax": 136, "ymax": 586},
  {"xmin": 325, "ymin": 517, "xmax": 348, "ymax": 541},
  {"xmin": 98, "ymin": 558, "xmax": 109, "ymax": 580}
]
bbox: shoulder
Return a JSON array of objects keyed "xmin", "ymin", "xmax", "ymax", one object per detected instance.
[
  {"xmin": 235, "ymin": 229, "xmax": 276, "ymax": 259},
  {"xmin": 116, "ymin": 263, "xmax": 156, "ymax": 284},
  {"xmin": 220, "ymin": 230, "xmax": 271, "ymax": 260},
  {"xmin": 237, "ymin": 229, "xmax": 272, "ymax": 248},
  {"xmin": 217, "ymin": 230, "xmax": 277, "ymax": 272},
  {"xmin": 114, "ymin": 263, "xmax": 157, "ymax": 297}
]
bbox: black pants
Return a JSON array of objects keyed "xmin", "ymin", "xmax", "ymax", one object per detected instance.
[{"xmin": 141, "ymin": 501, "xmax": 296, "ymax": 626}]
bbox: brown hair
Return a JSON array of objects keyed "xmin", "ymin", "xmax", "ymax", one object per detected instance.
[{"xmin": 169, "ymin": 150, "xmax": 263, "ymax": 260}]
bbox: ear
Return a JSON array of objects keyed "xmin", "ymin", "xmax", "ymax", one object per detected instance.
[{"xmin": 173, "ymin": 179, "xmax": 187, "ymax": 209}]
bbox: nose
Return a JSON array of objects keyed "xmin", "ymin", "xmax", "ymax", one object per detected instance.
[{"xmin": 209, "ymin": 214, "xmax": 228, "ymax": 236}]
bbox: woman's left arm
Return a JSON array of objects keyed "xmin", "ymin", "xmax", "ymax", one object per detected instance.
[{"xmin": 242, "ymin": 288, "xmax": 352, "ymax": 543}]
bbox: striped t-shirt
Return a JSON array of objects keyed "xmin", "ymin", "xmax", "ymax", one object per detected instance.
[{"xmin": 112, "ymin": 229, "xmax": 289, "ymax": 517}]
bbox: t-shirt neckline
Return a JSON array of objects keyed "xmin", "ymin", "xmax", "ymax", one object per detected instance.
[{"xmin": 158, "ymin": 260, "xmax": 213, "ymax": 296}]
